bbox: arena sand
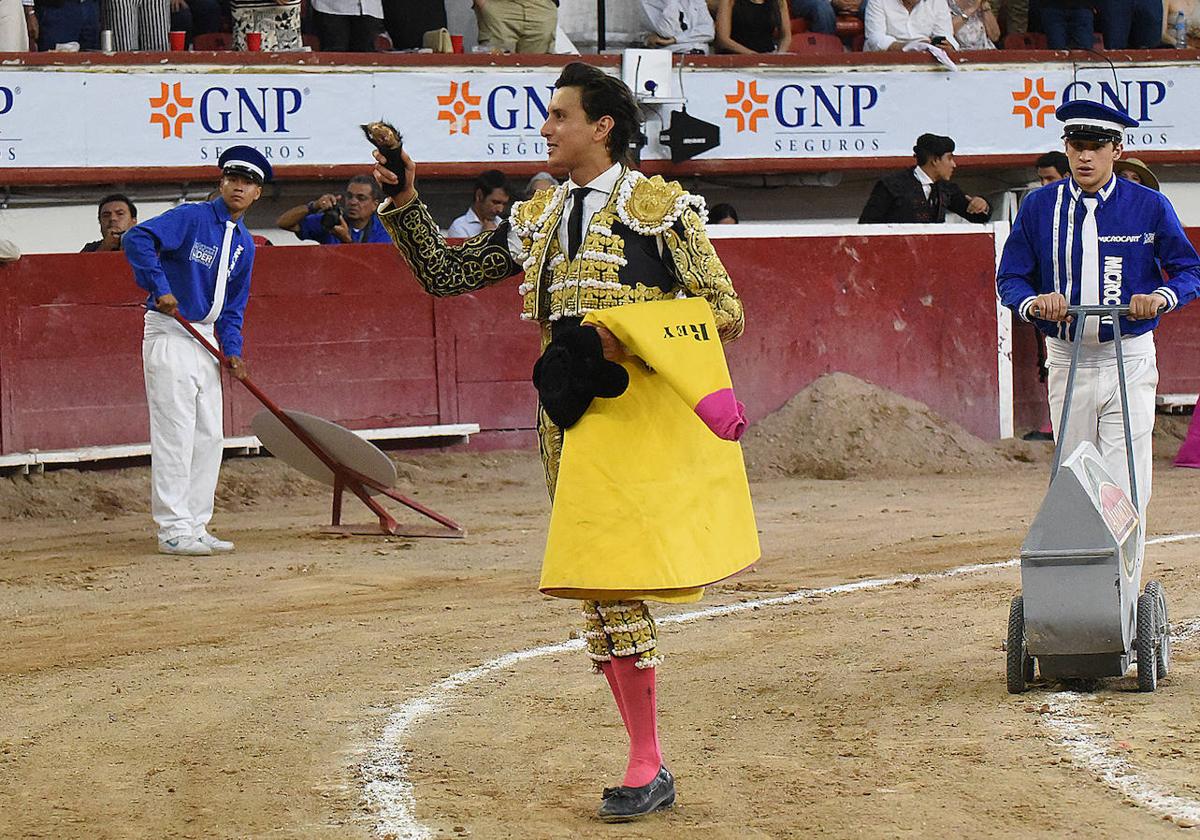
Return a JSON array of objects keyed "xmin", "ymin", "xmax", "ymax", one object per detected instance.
[{"xmin": 2, "ymin": 378, "xmax": 1198, "ymax": 838}]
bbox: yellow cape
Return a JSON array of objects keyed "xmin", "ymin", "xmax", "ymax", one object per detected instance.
[{"xmin": 539, "ymin": 299, "xmax": 760, "ymax": 602}]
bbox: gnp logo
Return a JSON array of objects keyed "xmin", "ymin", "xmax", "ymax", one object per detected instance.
[
  {"xmin": 1011, "ymin": 77, "xmax": 1057, "ymax": 128},
  {"xmin": 434, "ymin": 81, "xmax": 559, "ymax": 156},
  {"xmin": 0, "ymin": 84, "xmax": 18, "ymax": 162},
  {"xmin": 722, "ymin": 78, "xmax": 881, "ymax": 153},
  {"xmin": 148, "ymin": 81, "xmax": 304, "ymax": 139},
  {"xmin": 0, "ymin": 85, "xmax": 16, "ymax": 117}
]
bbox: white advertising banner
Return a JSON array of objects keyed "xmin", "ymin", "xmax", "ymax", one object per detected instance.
[{"xmin": 0, "ymin": 61, "xmax": 1193, "ymax": 170}]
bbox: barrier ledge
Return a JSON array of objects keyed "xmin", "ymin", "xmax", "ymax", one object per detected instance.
[
  {"xmin": 0, "ymin": 422, "xmax": 481, "ymax": 474},
  {"xmin": 1157, "ymin": 394, "xmax": 1199, "ymax": 413}
]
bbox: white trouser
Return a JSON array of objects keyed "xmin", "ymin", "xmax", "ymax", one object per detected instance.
[
  {"xmin": 142, "ymin": 310, "xmax": 224, "ymax": 542},
  {"xmin": 1046, "ymin": 331, "xmax": 1157, "ymax": 537}
]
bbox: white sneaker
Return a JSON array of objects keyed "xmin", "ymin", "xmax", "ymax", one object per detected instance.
[
  {"xmin": 159, "ymin": 535, "xmax": 213, "ymax": 556},
  {"xmin": 196, "ymin": 532, "xmax": 235, "ymax": 553}
]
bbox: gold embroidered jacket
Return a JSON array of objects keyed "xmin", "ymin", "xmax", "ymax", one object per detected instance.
[{"xmin": 378, "ymin": 168, "xmax": 744, "ymax": 341}]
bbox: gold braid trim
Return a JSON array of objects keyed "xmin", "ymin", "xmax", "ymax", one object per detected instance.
[
  {"xmin": 662, "ymin": 208, "xmax": 745, "ymax": 342},
  {"xmin": 379, "ymin": 193, "xmax": 519, "ymax": 297}
]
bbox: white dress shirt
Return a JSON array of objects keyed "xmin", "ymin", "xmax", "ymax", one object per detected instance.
[
  {"xmin": 913, "ymin": 165, "xmax": 934, "ymax": 200},
  {"xmin": 559, "ymin": 162, "xmax": 624, "ymax": 255},
  {"xmin": 447, "ymin": 207, "xmax": 486, "ymax": 238},
  {"xmin": 864, "ymin": 0, "xmax": 957, "ymax": 51}
]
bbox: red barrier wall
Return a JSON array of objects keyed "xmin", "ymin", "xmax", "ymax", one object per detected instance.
[{"xmin": 2, "ymin": 230, "xmax": 1197, "ymax": 456}]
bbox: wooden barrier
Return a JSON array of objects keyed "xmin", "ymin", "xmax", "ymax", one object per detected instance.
[{"xmin": 1, "ymin": 229, "xmax": 1196, "ymax": 456}]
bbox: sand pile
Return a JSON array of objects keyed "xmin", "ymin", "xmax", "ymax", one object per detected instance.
[
  {"xmin": 0, "ymin": 457, "xmax": 322, "ymax": 522},
  {"xmin": 742, "ymin": 373, "xmax": 1013, "ymax": 480}
]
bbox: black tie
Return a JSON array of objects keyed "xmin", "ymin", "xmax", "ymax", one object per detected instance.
[{"xmin": 568, "ymin": 187, "xmax": 591, "ymax": 260}]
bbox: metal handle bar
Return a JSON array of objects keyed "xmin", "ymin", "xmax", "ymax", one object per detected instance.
[{"xmin": 1048, "ymin": 305, "xmax": 1140, "ymax": 517}]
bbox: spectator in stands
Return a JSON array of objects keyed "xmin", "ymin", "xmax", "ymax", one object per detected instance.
[
  {"xmin": 1095, "ymin": 0, "xmax": 1161, "ymax": 48},
  {"xmin": 312, "ymin": 0, "xmax": 383, "ymax": 51},
  {"xmin": 640, "ymin": 0, "xmax": 715, "ymax": 52},
  {"xmin": 170, "ymin": 0, "xmax": 221, "ymax": 47},
  {"xmin": 106, "ymin": 0, "xmax": 170, "ymax": 49},
  {"xmin": 525, "ymin": 170, "xmax": 559, "ymax": 198},
  {"xmin": 474, "ymin": 0, "xmax": 556, "ymax": 53},
  {"xmin": 383, "ymin": 0, "xmax": 444, "ymax": 49},
  {"xmin": 709, "ymin": 202, "xmax": 739, "ymax": 224},
  {"xmin": 1115, "ymin": 157, "xmax": 1160, "ymax": 191},
  {"xmin": 82, "ymin": 194, "xmax": 138, "ymax": 253},
  {"xmin": 276, "ymin": 176, "xmax": 390, "ymax": 244},
  {"xmin": 1, "ymin": 0, "xmax": 32, "ymax": 48},
  {"xmin": 864, "ymin": 0, "xmax": 957, "ymax": 50},
  {"xmin": 789, "ymin": 0, "xmax": 863, "ymax": 36},
  {"xmin": 1035, "ymin": 150, "xmax": 1070, "ymax": 186},
  {"xmin": 232, "ymin": 0, "xmax": 302, "ymax": 51},
  {"xmin": 447, "ymin": 170, "xmax": 511, "ymax": 237},
  {"xmin": 859, "ymin": 133, "xmax": 991, "ymax": 223},
  {"xmin": 34, "ymin": 0, "xmax": 99, "ymax": 49},
  {"xmin": 948, "ymin": 0, "xmax": 997, "ymax": 47},
  {"xmin": 1034, "ymin": 0, "xmax": 1094, "ymax": 49},
  {"xmin": 714, "ymin": 0, "xmax": 791, "ymax": 53}
]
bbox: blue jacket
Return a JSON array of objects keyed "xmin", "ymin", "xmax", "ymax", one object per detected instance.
[
  {"xmin": 997, "ymin": 175, "xmax": 1200, "ymax": 341},
  {"xmin": 124, "ymin": 198, "xmax": 256, "ymax": 358},
  {"xmin": 296, "ymin": 211, "xmax": 390, "ymax": 245}
]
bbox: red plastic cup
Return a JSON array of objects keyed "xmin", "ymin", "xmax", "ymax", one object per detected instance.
[
  {"xmin": 450, "ymin": 33, "xmax": 464, "ymax": 53},
  {"xmin": 245, "ymin": 31, "xmax": 262, "ymax": 51},
  {"xmin": 168, "ymin": 30, "xmax": 186, "ymax": 50}
]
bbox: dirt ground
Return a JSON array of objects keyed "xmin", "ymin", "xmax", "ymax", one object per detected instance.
[{"xmin": 2, "ymin": 428, "xmax": 1199, "ymax": 838}]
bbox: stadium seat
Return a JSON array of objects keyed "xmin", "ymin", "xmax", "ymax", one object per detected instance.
[
  {"xmin": 375, "ymin": 31, "xmax": 393, "ymax": 51},
  {"xmin": 193, "ymin": 31, "xmax": 233, "ymax": 50},
  {"xmin": 1003, "ymin": 32, "xmax": 1048, "ymax": 49},
  {"xmin": 790, "ymin": 32, "xmax": 846, "ymax": 54},
  {"xmin": 790, "ymin": 17, "xmax": 809, "ymax": 35}
]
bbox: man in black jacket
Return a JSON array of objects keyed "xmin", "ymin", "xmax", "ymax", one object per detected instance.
[{"xmin": 858, "ymin": 133, "xmax": 991, "ymax": 224}]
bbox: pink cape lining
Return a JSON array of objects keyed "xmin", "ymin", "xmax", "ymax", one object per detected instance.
[{"xmin": 694, "ymin": 388, "xmax": 747, "ymax": 441}]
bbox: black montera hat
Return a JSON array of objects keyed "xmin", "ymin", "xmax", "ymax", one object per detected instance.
[{"xmin": 532, "ymin": 325, "xmax": 629, "ymax": 429}]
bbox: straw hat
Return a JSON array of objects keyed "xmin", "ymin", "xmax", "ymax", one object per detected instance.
[{"xmin": 1114, "ymin": 157, "xmax": 1160, "ymax": 191}]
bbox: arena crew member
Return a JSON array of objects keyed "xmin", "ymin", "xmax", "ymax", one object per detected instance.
[{"xmin": 123, "ymin": 146, "xmax": 270, "ymax": 556}]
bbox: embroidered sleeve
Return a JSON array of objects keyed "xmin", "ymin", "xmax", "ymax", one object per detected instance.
[
  {"xmin": 378, "ymin": 193, "xmax": 520, "ymax": 297},
  {"xmin": 663, "ymin": 208, "xmax": 744, "ymax": 342}
]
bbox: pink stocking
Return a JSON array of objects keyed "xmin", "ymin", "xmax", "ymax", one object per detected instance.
[
  {"xmin": 600, "ymin": 660, "xmax": 631, "ymax": 735},
  {"xmin": 610, "ymin": 656, "xmax": 662, "ymax": 788}
]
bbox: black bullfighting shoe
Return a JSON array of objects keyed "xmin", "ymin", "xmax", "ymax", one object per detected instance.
[{"xmin": 597, "ymin": 766, "xmax": 675, "ymax": 822}]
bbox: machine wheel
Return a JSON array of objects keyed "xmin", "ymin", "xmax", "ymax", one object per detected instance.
[
  {"xmin": 1136, "ymin": 591, "xmax": 1158, "ymax": 692},
  {"xmin": 1145, "ymin": 580, "xmax": 1170, "ymax": 679},
  {"xmin": 1007, "ymin": 595, "xmax": 1032, "ymax": 694}
]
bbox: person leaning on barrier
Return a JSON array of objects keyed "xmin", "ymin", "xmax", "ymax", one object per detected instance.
[
  {"xmin": 1035, "ymin": 150, "xmax": 1070, "ymax": 187},
  {"xmin": 858, "ymin": 133, "xmax": 990, "ymax": 224},
  {"xmin": 1115, "ymin": 157, "xmax": 1160, "ymax": 192},
  {"xmin": 996, "ymin": 100, "xmax": 1200, "ymax": 539},
  {"xmin": 275, "ymin": 176, "xmax": 390, "ymax": 245},
  {"xmin": 81, "ymin": 194, "xmax": 138, "ymax": 253},
  {"xmin": 524, "ymin": 170, "xmax": 559, "ymax": 198},
  {"xmin": 446, "ymin": 169, "xmax": 511, "ymax": 238}
]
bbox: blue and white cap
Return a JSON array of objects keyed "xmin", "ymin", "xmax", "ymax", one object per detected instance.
[
  {"xmin": 217, "ymin": 145, "xmax": 273, "ymax": 184},
  {"xmin": 1056, "ymin": 100, "xmax": 1138, "ymax": 143}
]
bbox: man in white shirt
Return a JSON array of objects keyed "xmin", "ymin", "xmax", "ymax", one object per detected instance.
[
  {"xmin": 639, "ymin": 0, "xmax": 715, "ymax": 52},
  {"xmin": 446, "ymin": 170, "xmax": 511, "ymax": 238},
  {"xmin": 311, "ymin": 0, "xmax": 382, "ymax": 50},
  {"xmin": 864, "ymin": 0, "xmax": 957, "ymax": 50}
]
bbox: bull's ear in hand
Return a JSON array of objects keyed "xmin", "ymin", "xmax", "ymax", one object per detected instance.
[{"xmin": 361, "ymin": 121, "xmax": 407, "ymax": 195}]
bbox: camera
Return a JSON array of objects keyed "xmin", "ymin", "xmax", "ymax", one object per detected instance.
[{"xmin": 320, "ymin": 205, "xmax": 343, "ymax": 231}]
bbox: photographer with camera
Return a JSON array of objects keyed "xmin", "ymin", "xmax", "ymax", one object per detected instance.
[{"xmin": 275, "ymin": 176, "xmax": 389, "ymax": 245}]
